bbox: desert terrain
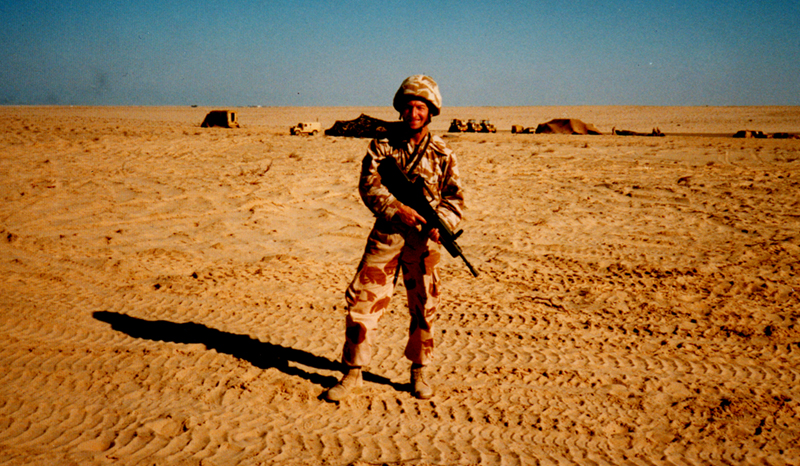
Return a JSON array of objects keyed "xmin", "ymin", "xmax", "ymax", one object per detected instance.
[{"xmin": 1, "ymin": 105, "xmax": 799, "ymax": 465}]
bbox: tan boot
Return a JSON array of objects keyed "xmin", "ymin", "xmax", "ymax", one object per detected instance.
[
  {"xmin": 411, "ymin": 365, "xmax": 434, "ymax": 399},
  {"xmin": 324, "ymin": 367, "xmax": 363, "ymax": 401}
]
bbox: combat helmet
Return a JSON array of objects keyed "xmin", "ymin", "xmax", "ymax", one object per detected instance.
[{"xmin": 393, "ymin": 75, "xmax": 442, "ymax": 116}]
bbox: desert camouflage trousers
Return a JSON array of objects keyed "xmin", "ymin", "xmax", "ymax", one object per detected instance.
[{"xmin": 342, "ymin": 221, "xmax": 441, "ymax": 367}]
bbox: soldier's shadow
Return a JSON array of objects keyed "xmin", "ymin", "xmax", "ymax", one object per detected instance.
[{"xmin": 92, "ymin": 311, "xmax": 402, "ymax": 395}]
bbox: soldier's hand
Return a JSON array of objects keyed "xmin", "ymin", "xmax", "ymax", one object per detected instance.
[
  {"xmin": 428, "ymin": 228, "xmax": 441, "ymax": 243},
  {"xmin": 395, "ymin": 204, "xmax": 426, "ymax": 229}
]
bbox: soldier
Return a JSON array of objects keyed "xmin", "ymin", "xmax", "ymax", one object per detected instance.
[{"xmin": 325, "ymin": 75, "xmax": 465, "ymax": 401}]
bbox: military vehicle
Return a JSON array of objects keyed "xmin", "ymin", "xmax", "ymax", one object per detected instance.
[
  {"xmin": 201, "ymin": 110, "xmax": 239, "ymax": 128},
  {"xmin": 512, "ymin": 125, "xmax": 535, "ymax": 134},
  {"xmin": 466, "ymin": 119, "xmax": 482, "ymax": 132},
  {"xmin": 448, "ymin": 119, "xmax": 468, "ymax": 132},
  {"xmin": 290, "ymin": 122, "xmax": 321, "ymax": 135},
  {"xmin": 480, "ymin": 120, "xmax": 497, "ymax": 133}
]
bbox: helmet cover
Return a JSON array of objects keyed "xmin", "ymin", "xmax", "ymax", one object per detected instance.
[{"xmin": 392, "ymin": 75, "xmax": 441, "ymax": 116}]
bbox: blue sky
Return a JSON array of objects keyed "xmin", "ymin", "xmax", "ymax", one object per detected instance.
[{"xmin": 2, "ymin": 0, "xmax": 798, "ymax": 106}]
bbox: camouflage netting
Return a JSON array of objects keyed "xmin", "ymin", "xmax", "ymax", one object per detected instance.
[
  {"xmin": 325, "ymin": 114, "xmax": 402, "ymax": 138},
  {"xmin": 535, "ymin": 118, "xmax": 601, "ymax": 135}
]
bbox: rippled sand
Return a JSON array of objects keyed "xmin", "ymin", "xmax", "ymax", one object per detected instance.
[{"xmin": 1, "ymin": 105, "xmax": 799, "ymax": 465}]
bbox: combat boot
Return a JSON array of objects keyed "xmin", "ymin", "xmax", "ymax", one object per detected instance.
[
  {"xmin": 410, "ymin": 364, "xmax": 434, "ymax": 399},
  {"xmin": 324, "ymin": 367, "xmax": 363, "ymax": 401}
]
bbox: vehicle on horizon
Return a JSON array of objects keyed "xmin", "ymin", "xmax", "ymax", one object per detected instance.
[
  {"xmin": 511, "ymin": 125, "xmax": 536, "ymax": 134},
  {"xmin": 448, "ymin": 119, "xmax": 468, "ymax": 132},
  {"xmin": 480, "ymin": 120, "xmax": 497, "ymax": 133},
  {"xmin": 466, "ymin": 119, "xmax": 482, "ymax": 132},
  {"xmin": 290, "ymin": 122, "xmax": 321, "ymax": 135}
]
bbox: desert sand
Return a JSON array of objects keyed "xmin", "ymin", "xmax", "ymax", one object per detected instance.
[{"xmin": 1, "ymin": 105, "xmax": 799, "ymax": 465}]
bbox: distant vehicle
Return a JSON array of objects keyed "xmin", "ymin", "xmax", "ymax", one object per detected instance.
[
  {"xmin": 448, "ymin": 119, "xmax": 468, "ymax": 132},
  {"xmin": 290, "ymin": 122, "xmax": 321, "ymax": 135},
  {"xmin": 512, "ymin": 125, "xmax": 535, "ymax": 134},
  {"xmin": 480, "ymin": 120, "xmax": 497, "ymax": 133},
  {"xmin": 201, "ymin": 110, "xmax": 240, "ymax": 128},
  {"xmin": 466, "ymin": 119, "xmax": 482, "ymax": 132}
]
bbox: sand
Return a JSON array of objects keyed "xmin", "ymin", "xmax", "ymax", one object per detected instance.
[{"xmin": 1, "ymin": 105, "xmax": 799, "ymax": 465}]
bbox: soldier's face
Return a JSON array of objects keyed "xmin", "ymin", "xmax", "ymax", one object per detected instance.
[{"xmin": 401, "ymin": 99, "xmax": 431, "ymax": 131}]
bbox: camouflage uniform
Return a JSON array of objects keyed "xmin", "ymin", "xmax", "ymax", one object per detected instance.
[{"xmin": 342, "ymin": 133, "xmax": 464, "ymax": 367}]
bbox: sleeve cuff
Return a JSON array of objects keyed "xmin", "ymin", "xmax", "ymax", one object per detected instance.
[{"xmin": 382, "ymin": 198, "xmax": 401, "ymax": 222}]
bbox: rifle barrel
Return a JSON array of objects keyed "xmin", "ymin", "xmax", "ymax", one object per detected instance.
[{"xmin": 462, "ymin": 254, "xmax": 479, "ymax": 277}]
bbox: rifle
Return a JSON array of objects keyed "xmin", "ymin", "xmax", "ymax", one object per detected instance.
[{"xmin": 377, "ymin": 157, "xmax": 479, "ymax": 277}]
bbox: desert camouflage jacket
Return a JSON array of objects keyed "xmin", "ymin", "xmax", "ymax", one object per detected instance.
[{"xmin": 359, "ymin": 133, "xmax": 464, "ymax": 233}]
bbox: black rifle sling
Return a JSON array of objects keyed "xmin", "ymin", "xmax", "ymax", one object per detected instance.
[{"xmin": 403, "ymin": 132, "xmax": 431, "ymax": 177}]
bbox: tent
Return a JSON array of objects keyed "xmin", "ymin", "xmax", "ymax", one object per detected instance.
[
  {"xmin": 325, "ymin": 114, "xmax": 402, "ymax": 138},
  {"xmin": 535, "ymin": 118, "xmax": 601, "ymax": 135}
]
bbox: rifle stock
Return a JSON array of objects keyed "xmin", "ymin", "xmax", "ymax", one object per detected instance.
[{"xmin": 378, "ymin": 158, "xmax": 479, "ymax": 277}]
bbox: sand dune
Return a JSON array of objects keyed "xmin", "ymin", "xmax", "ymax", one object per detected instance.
[{"xmin": 1, "ymin": 105, "xmax": 799, "ymax": 465}]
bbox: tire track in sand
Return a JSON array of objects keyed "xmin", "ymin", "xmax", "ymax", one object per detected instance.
[{"xmin": 2, "ymin": 109, "xmax": 800, "ymax": 464}]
